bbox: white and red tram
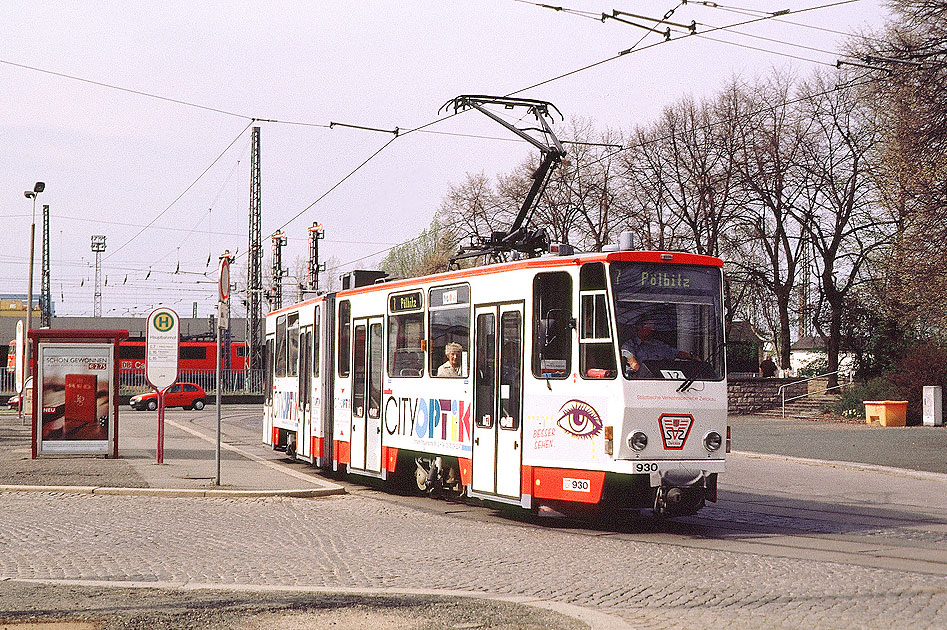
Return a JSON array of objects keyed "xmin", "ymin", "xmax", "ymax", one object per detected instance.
[{"xmin": 264, "ymin": 247, "xmax": 728, "ymax": 517}]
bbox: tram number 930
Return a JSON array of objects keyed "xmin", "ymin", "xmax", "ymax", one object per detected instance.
[
  {"xmin": 562, "ymin": 477, "xmax": 591, "ymax": 492},
  {"xmin": 634, "ymin": 463, "xmax": 659, "ymax": 473}
]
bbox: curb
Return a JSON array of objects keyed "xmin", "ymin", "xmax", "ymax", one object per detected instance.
[
  {"xmin": 0, "ymin": 484, "xmax": 345, "ymax": 498},
  {"xmin": 732, "ymin": 450, "xmax": 947, "ymax": 482}
]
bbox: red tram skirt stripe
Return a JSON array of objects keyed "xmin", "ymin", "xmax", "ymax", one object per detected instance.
[
  {"xmin": 530, "ymin": 467, "xmax": 606, "ymax": 504},
  {"xmin": 458, "ymin": 457, "xmax": 472, "ymax": 487},
  {"xmin": 382, "ymin": 447, "xmax": 399, "ymax": 473},
  {"xmin": 334, "ymin": 440, "xmax": 351, "ymax": 466}
]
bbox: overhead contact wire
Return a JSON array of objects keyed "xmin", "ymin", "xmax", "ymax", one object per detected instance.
[{"xmin": 105, "ymin": 120, "xmax": 255, "ymax": 261}]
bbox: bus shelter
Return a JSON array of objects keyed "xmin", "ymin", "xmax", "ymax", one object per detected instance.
[{"xmin": 29, "ymin": 329, "xmax": 128, "ymax": 458}]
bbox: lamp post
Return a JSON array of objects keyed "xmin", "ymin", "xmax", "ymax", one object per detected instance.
[{"xmin": 22, "ymin": 182, "xmax": 45, "ymax": 381}]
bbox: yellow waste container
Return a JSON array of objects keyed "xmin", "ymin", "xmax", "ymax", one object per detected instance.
[{"xmin": 864, "ymin": 400, "xmax": 908, "ymax": 426}]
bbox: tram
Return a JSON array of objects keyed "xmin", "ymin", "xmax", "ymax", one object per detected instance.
[{"xmin": 264, "ymin": 243, "xmax": 729, "ymax": 517}]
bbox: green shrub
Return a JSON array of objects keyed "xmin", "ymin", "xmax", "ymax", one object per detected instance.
[
  {"xmin": 888, "ymin": 342, "xmax": 947, "ymax": 423},
  {"xmin": 798, "ymin": 356, "xmax": 829, "ymax": 378},
  {"xmin": 825, "ymin": 376, "xmax": 898, "ymax": 415},
  {"xmin": 824, "ymin": 342, "xmax": 947, "ymax": 423}
]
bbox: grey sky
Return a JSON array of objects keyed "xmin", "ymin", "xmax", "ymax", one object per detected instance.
[{"xmin": 1, "ymin": 0, "xmax": 887, "ymax": 319}]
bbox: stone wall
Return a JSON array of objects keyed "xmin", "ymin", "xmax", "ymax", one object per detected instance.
[{"xmin": 727, "ymin": 377, "xmax": 807, "ymax": 414}]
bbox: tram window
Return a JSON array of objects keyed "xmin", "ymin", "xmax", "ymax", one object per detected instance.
[
  {"xmin": 352, "ymin": 324, "xmax": 366, "ymax": 417},
  {"xmin": 338, "ymin": 300, "xmax": 351, "ymax": 377},
  {"xmin": 287, "ymin": 312, "xmax": 299, "ymax": 378},
  {"xmin": 580, "ymin": 292, "xmax": 617, "ymax": 379},
  {"xmin": 388, "ymin": 312, "xmax": 424, "ymax": 378},
  {"xmin": 580, "ymin": 262, "xmax": 607, "ymax": 291},
  {"xmin": 475, "ymin": 312, "xmax": 496, "ymax": 429},
  {"xmin": 499, "ymin": 311, "xmax": 522, "ymax": 429},
  {"xmin": 265, "ymin": 337, "xmax": 275, "ymax": 403},
  {"xmin": 368, "ymin": 323, "xmax": 383, "ymax": 418},
  {"xmin": 429, "ymin": 284, "xmax": 470, "ymax": 378},
  {"xmin": 313, "ymin": 306, "xmax": 321, "ymax": 378},
  {"xmin": 275, "ymin": 315, "xmax": 287, "ymax": 378},
  {"xmin": 532, "ymin": 272, "xmax": 573, "ymax": 379},
  {"xmin": 299, "ymin": 329, "xmax": 311, "ymax": 408},
  {"xmin": 610, "ymin": 262, "xmax": 724, "ymax": 381}
]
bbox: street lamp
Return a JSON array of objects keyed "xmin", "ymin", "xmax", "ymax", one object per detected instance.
[{"xmin": 23, "ymin": 181, "xmax": 45, "ymax": 381}]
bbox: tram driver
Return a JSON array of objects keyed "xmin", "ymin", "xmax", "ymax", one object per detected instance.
[
  {"xmin": 437, "ymin": 342, "xmax": 464, "ymax": 377},
  {"xmin": 621, "ymin": 319, "xmax": 695, "ymax": 376}
]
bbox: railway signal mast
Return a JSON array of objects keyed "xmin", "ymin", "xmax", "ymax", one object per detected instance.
[
  {"xmin": 41, "ymin": 204, "xmax": 51, "ymax": 328},
  {"xmin": 270, "ymin": 232, "xmax": 287, "ymax": 311},
  {"xmin": 307, "ymin": 222, "xmax": 326, "ymax": 295},
  {"xmin": 440, "ymin": 95, "xmax": 566, "ymax": 264},
  {"xmin": 246, "ymin": 126, "xmax": 263, "ymax": 387},
  {"xmin": 91, "ymin": 235, "xmax": 107, "ymax": 317}
]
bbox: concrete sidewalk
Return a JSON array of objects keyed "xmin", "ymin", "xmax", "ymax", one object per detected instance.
[{"xmin": 0, "ymin": 406, "xmax": 344, "ymax": 497}]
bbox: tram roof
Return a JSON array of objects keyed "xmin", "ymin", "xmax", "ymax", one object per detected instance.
[{"xmin": 268, "ymin": 250, "xmax": 723, "ymax": 317}]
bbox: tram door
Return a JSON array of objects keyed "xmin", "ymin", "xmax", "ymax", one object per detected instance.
[
  {"xmin": 349, "ymin": 317, "xmax": 383, "ymax": 473},
  {"xmin": 472, "ymin": 303, "xmax": 524, "ymax": 499},
  {"xmin": 297, "ymin": 326, "xmax": 312, "ymax": 459}
]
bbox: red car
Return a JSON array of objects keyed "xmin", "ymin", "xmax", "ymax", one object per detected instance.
[
  {"xmin": 6, "ymin": 377, "xmax": 32, "ymax": 410},
  {"xmin": 129, "ymin": 383, "xmax": 207, "ymax": 411}
]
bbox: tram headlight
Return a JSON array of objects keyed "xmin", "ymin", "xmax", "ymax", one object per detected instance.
[
  {"xmin": 628, "ymin": 431, "xmax": 648, "ymax": 451},
  {"xmin": 703, "ymin": 431, "xmax": 723, "ymax": 452}
]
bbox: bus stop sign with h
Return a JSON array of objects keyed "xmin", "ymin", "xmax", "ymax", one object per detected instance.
[{"xmin": 147, "ymin": 308, "xmax": 179, "ymax": 464}]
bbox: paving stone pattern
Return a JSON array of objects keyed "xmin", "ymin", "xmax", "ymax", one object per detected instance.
[{"xmin": 1, "ymin": 491, "xmax": 945, "ymax": 629}]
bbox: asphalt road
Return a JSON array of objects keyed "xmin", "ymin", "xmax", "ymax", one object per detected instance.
[{"xmin": 728, "ymin": 415, "xmax": 947, "ymax": 474}]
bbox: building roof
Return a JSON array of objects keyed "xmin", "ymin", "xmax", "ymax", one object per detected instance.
[
  {"xmin": 728, "ymin": 320, "xmax": 766, "ymax": 344},
  {"xmin": 791, "ymin": 336, "xmax": 825, "ymax": 351}
]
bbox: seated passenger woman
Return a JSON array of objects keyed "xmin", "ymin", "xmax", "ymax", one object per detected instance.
[
  {"xmin": 621, "ymin": 320, "xmax": 695, "ymax": 375},
  {"xmin": 437, "ymin": 342, "xmax": 463, "ymax": 377}
]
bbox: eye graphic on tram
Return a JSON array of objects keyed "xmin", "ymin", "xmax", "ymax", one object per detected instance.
[{"xmin": 556, "ymin": 399, "xmax": 603, "ymax": 439}]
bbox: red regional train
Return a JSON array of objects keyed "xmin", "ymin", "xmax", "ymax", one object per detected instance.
[{"xmin": 7, "ymin": 338, "xmax": 246, "ymax": 374}]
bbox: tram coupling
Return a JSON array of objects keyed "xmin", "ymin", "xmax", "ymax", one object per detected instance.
[{"xmin": 653, "ymin": 470, "xmax": 709, "ymax": 517}]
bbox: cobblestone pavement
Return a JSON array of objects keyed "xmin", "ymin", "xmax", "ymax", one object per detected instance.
[
  {"xmin": 1, "ymin": 487, "xmax": 945, "ymax": 629},
  {"xmin": 2, "ymin": 408, "xmax": 946, "ymax": 628}
]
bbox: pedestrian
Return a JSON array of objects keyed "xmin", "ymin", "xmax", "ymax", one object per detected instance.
[{"xmin": 759, "ymin": 355, "xmax": 777, "ymax": 378}]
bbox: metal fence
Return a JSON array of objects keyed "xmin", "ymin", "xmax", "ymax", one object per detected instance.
[
  {"xmin": 1, "ymin": 369, "xmax": 265, "ymax": 397},
  {"xmin": 0, "ymin": 371, "xmax": 15, "ymax": 396}
]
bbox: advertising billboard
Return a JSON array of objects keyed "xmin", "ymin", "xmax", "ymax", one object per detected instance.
[{"xmin": 36, "ymin": 342, "xmax": 114, "ymax": 455}]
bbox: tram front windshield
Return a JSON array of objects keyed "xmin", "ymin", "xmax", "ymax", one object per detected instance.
[{"xmin": 610, "ymin": 262, "xmax": 724, "ymax": 381}]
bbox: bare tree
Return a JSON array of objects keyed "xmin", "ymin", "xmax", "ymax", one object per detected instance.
[
  {"xmin": 320, "ymin": 255, "xmax": 340, "ymax": 294},
  {"xmin": 531, "ymin": 118, "xmax": 626, "ymax": 251},
  {"xmin": 851, "ymin": 0, "xmax": 947, "ymax": 332},
  {"xmin": 436, "ymin": 171, "xmax": 517, "ymax": 252},
  {"xmin": 379, "ymin": 217, "xmax": 455, "ymax": 278},
  {"xmin": 797, "ymin": 69, "xmax": 893, "ymax": 387},
  {"xmin": 622, "ymin": 94, "xmax": 743, "ymax": 257},
  {"xmin": 621, "ymin": 126, "xmax": 683, "ymax": 251},
  {"xmin": 727, "ymin": 75, "xmax": 813, "ymax": 368}
]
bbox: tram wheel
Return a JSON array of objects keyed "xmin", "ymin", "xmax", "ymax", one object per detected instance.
[{"xmin": 415, "ymin": 464, "xmax": 429, "ymax": 493}]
